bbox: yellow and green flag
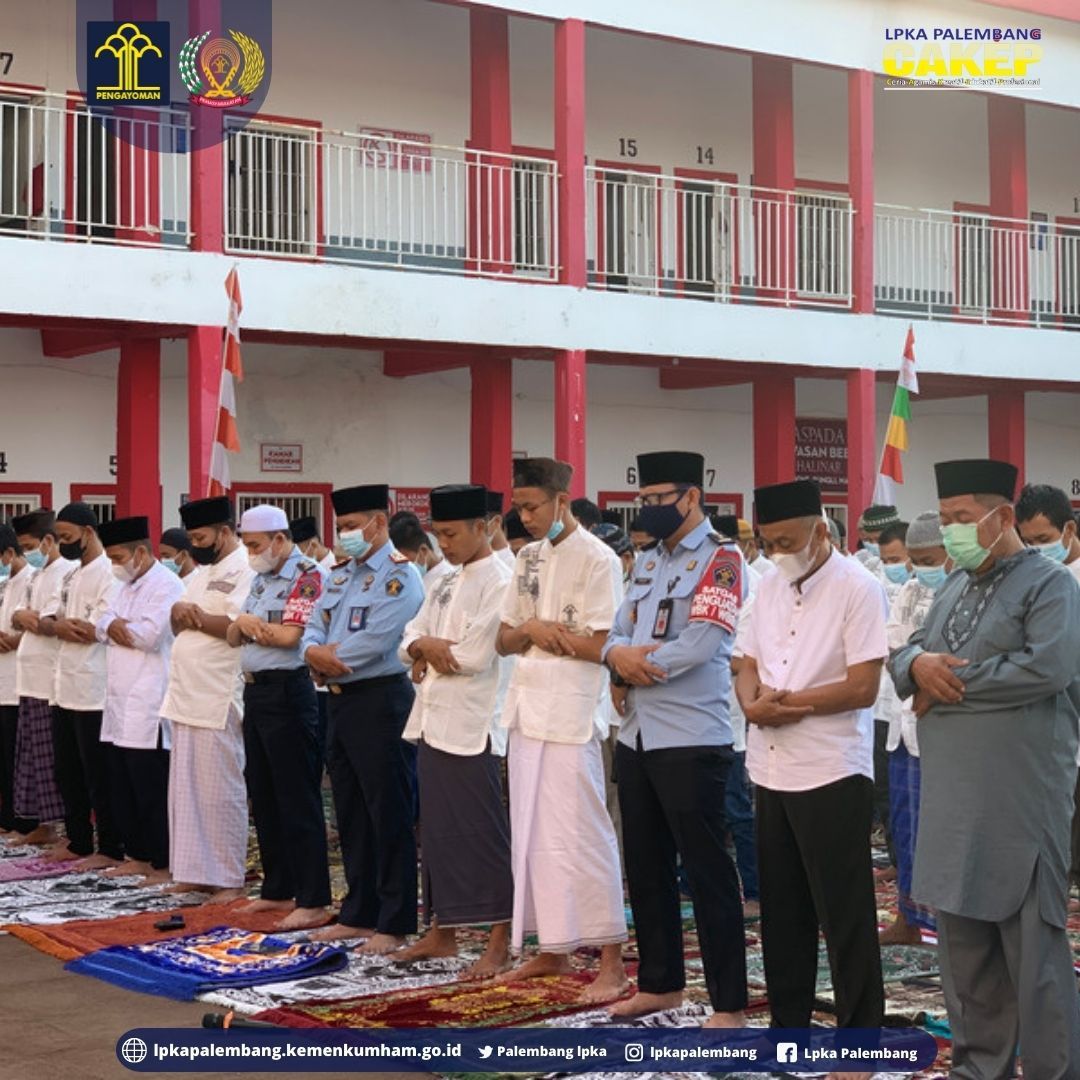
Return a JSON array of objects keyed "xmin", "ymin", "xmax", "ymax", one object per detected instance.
[{"xmin": 873, "ymin": 326, "xmax": 918, "ymax": 505}]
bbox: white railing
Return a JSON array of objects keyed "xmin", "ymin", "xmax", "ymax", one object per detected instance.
[
  {"xmin": 585, "ymin": 166, "xmax": 853, "ymax": 306},
  {"xmin": 875, "ymin": 204, "xmax": 1080, "ymax": 327},
  {"xmin": 224, "ymin": 122, "xmax": 559, "ymax": 280},
  {"xmin": 0, "ymin": 92, "xmax": 190, "ymax": 245}
]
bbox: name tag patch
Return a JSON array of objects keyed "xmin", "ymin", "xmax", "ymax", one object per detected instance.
[{"xmin": 348, "ymin": 607, "xmax": 368, "ymax": 631}]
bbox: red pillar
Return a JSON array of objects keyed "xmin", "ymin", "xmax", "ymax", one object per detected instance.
[
  {"xmin": 848, "ymin": 70, "xmax": 874, "ymax": 313},
  {"xmin": 470, "ymin": 356, "xmax": 513, "ymax": 497},
  {"xmin": 554, "ymin": 350, "xmax": 587, "ymax": 497},
  {"xmin": 987, "ymin": 97, "xmax": 1028, "ymax": 321},
  {"xmin": 988, "ymin": 389, "xmax": 1025, "ymax": 485},
  {"xmin": 116, "ymin": 339, "xmax": 162, "ymax": 540},
  {"xmin": 752, "ymin": 374, "xmax": 796, "ymax": 492},
  {"xmin": 555, "ymin": 19, "xmax": 586, "ymax": 287},
  {"xmin": 187, "ymin": 0, "xmax": 224, "ymax": 503},
  {"xmin": 752, "ymin": 56, "xmax": 795, "ymax": 302},
  {"xmin": 846, "ymin": 369, "xmax": 877, "ymax": 549},
  {"xmin": 469, "ymin": 9, "xmax": 512, "ymax": 274}
]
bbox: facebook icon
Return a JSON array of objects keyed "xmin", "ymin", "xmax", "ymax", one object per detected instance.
[{"xmin": 777, "ymin": 1043, "xmax": 800, "ymax": 1064}]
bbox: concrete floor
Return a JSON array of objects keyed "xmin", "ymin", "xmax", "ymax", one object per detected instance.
[{"xmin": 0, "ymin": 934, "xmax": 421, "ymax": 1080}]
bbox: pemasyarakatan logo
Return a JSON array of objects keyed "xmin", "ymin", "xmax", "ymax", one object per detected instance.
[{"xmin": 179, "ymin": 29, "xmax": 265, "ymax": 108}]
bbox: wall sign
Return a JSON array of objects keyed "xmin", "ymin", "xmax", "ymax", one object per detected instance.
[
  {"xmin": 259, "ymin": 443, "xmax": 303, "ymax": 473},
  {"xmin": 390, "ymin": 487, "xmax": 431, "ymax": 527},
  {"xmin": 795, "ymin": 417, "xmax": 847, "ymax": 494},
  {"xmin": 358, "ymin": 128, "xmax": 432, "ymax": 173}
]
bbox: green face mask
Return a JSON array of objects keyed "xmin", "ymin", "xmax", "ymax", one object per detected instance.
[{"xmin": 941, "ymin": 507, "xmax": 1002, "ymax": 571}]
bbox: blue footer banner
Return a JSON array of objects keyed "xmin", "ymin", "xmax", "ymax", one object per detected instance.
[{"xmin": 117, "ymin": 1026, "xmax": 938, "ymax": 1072}]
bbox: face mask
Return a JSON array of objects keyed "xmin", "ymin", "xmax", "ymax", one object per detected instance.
[
  {"xmin": 0, "ymin": 562, "xmax": 8, "ymax": 581},
  {"xmin": 112, "ymin": 558, "xmax": 139, "ymax": 584},
  {"xmin": 942, "ymin": 508, "xmax": 1002, "ymax": 572},
  {"xmin": 162, "ymin": 558, "xmax": 181, "ymax": 576},
  {"xmin": 189, "ymin": 533, "xmax": 221, "ymax": 566},
  {"xmin": 862, "ymin": 541, "xmax": 880, "ymax": 558},
  {"xmin": 25, "ymin": 547, "xmax": 47, "ymax": 570},
  {"xmin": 914, "ymin": 565, "xmax": 948, "ymax": 591},
  {"xmin": 1034, "ymin": 539, "xmax": 1068, "ymax": 564},
  {"xmin": 883, "ymin": 563, "xmax": 911, "ymax": 585},
  {"xmin": 637, "ymin": 498, "xmax": 689, "ymax": 542},
  {"xmin": 413, "ymin": 556, "xmax": 428, "ymax": 578},
  {"xmin": 58, "ymin": 536, "xmax": 85, "ymax": 561},
  {"xmin": 248, "ymin": 545, "xmax": 280, "ymax": 575},
  {"xmin": 339, "ymin": 523, "xmax": 373, "ymax": 560},
  {"xmin": 771, "ymin": 531, "xmax": 821, "ymax": 582},
  {"xmin": 546, "ymin": 518, "xmax": 565, "ymax": 542}
]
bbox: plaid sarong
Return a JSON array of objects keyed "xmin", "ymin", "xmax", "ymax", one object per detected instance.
[{"xmin": 14, "ymin": 697, "xmax": 65, "ymax": 823}]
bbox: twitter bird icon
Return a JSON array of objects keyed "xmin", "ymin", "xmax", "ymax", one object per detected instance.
[{"xmin": 479, "ymin": 1046, "xmax": 493, "ymax": 1060}]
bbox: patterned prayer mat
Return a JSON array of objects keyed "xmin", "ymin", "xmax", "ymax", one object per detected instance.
[
  {"xmin": 254, "ymin": 971, "xmax": 621, "ymax": 1029},
  {"xmin": 66, "ymin": 925, "xmax": 349, "ymax": 1001},
  {"xmin": 0, "ymin": 854, "xmax": 79, "ymax": 882},
  {"xmin": 6, "ymin": 899, "xmax": 296, "ymax": 962}
]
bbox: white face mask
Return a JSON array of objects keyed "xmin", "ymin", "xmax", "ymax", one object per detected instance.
[
  {"xmin": 112, "ymin": 556, "xmax": 139, "ymax": 584},
  {"xmin": 770, "ymin": 530, "xmax": 821, "ymax": 583},
  {"xmin": 248, "ymin": 543, "xmax": 281, "ymax": 575}
]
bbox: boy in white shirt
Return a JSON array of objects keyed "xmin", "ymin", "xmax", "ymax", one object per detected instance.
[{"xmin": 496, "ymin": 458, "xmax": 628, "ymax": 1004}]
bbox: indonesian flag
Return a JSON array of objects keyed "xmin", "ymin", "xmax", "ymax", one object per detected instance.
[
  {"xmin": 207, "ymin": 268, "xmax": 243, "ymax": 498},
  {"xmin": 873, "ymin": 325, "xmax": 919, "ymax": 506}
]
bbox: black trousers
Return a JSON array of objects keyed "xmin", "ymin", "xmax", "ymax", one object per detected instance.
[
  {"xmin": 872, "ymin": 718, "xmax": 895, "ymax": 865},
  {"xmin": 756, "ymin": 774, "xmax": 884, "ymax": 1028},
  {"xmin": 0, "ymin": 703, "xmax": 37, "ymax": 833},
  {"xmin": 616, "ymin": 740, "xmax": 748, "ymax": 1013},
  {"xmin": 109, "ymin": 740, "xmax": 170, "ymax": 869},
  {"xmin": 51, "ymin": 707, "xmax": 123, "ymax": 859},
  {"xmin": 243, "ymin": 672, "xmax": 331, "ymax": 909},
  {"xmin": 326, "ymin": 674, "xmax": 417, "ymax": 934}
]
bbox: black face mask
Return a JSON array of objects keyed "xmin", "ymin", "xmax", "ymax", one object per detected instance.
[
  {"xmin": 58, "ymin": 533, "xmax": 86, "ymax": 561},
  {"xmin": 189, "ymin": 532, "xmax": 220, "ymax": 566}
]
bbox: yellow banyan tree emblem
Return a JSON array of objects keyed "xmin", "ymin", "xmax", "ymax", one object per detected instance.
[
  {"xmin": 95, "ymin": 22, "xmax": 163, "ymax": 96},
  {"xmin": 179, "ymin": 29, "xmax": 265, "ymax": 108}
]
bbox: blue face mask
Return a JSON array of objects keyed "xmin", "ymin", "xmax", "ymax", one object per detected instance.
[
  {"xmin": 883, "ymin": 563, "xmax": 911, "ymax": 585},
  {"xmin": 914, "ymin": 565, "xmax": 948, "ymax": 591},
  {"xmin": 546, "ymin": 518, "xmax": 565, "ymax": 542},
  {"xmin": 862, "ymin": 541, "xmax": 880, "ymax": 558},
  {"xmin": 1034, "ymin": 540, "xmax": 1068, "ymax": 564},
  {"xmin": 162, "ymin": 558, "xmax": 182, "ymax": 576},
  {"xmin": 339, "ymin": 524, "xmax": 373, "ymax": 561},
  {"xmin": 0, "ymin": 562, "xmax": 8, "ymax": 581},
  {"xmin": 25, "ymin": 548, "xmax": 46, "ymax": 570}
]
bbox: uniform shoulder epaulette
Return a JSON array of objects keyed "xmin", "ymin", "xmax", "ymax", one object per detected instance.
[
  {"xmin": 388, "ymin": 550, "xmax": 410, "ymax": 564},
  {"xmin": 331, "ymin": 558, "xmax": 351, "ymax": 571},
  {"xmin": 706, "ymin": 530, "xmax": 732, "ymax": 546},
  {"xmin": 640, "ymin": 539, "xmax": 659, "ymax": 552},
  {"xmin": 296, "ymin": 559, "xmax": 317, "ymax": 573}
]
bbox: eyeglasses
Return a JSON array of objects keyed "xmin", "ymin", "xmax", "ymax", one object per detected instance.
[{"xmin": 635, "ymin": 486, "xmax": 689, "ymax": 509}]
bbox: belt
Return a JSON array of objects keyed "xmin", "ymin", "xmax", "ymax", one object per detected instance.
[
  {"xmin": 327, "ymin": 673, "xmax": 406, "ymax": 696},
  {"xmin": 242, "ymin": 668, "xmax": 309, "ymax": 685}
]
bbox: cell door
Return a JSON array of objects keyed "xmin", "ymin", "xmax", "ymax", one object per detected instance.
[{"xmin": 603, "ymin": 171, "xmax": 656, "ymax": 293}]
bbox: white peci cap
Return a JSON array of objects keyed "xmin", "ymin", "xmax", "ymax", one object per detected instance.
[{"xmin": 239, "ymin": 504, "xmax": 289, "ymax": 534}]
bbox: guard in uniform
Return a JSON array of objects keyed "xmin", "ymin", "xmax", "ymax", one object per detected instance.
[
  {"xmin": 302, "ymin": 484, "xmax": 423, "ymax": 951},
  {"xmin": 227, "ymin": 505, "xmax": 332, "ymax": 931},
  {"xmin": 603, "ymin": 451, "xmax": 749, "ymax": 1026}
]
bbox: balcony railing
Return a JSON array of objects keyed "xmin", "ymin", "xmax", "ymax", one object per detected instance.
[
  {"xmin": 0, "ymin": 92, "xmax": 190, "ymax": 246},
  {"xmin": 584, "ymin": 166, "xmax": 853, "ymax": 307},
  {"xmin": 875, "ymin": 204, "xmax": 1080, "ymax": 328},
  {"xmin": 224, "ymin": 121, "xmax": 559, "ymax": 280}
]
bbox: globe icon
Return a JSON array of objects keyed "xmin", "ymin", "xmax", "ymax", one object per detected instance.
[{"xmin": 121, "ymin": 1036, "xmax": 148, "ymax": 1064}]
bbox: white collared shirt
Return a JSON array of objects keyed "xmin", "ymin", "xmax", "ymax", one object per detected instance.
[
  {"xmin": 160, "ymin": 545, "xmax": 254, "ymax": 730},
  {"xmin": 494, "ymin": 547, "xmax": 516, "ymax": 571},
  {"xmin": 400, "ymin": 553, "xmax": 512, "ymax": 755},
  {"xmin": 729, "ymin": 563, "xmax": 761, "ymax": 754},
  {"xmin": 0, "ymin": 564, "xmax": 37, "ymax": 706},
  {"xmin": 742, "ymin": 550, "xmax": 889, "ymax": 792},
  {"xmin": 15, "ymin": 556, "xmax": 76, "ymax": 703},
  {"xmin": 500, "ymin": 527, "xmax": 622, "ymax": 745},
  {"xmin": 422, "ymin": 557, "xmax": 454, "ymax": 596},
  {"xmin": 54, "ymin": 553, "xmax": 119, "ymax": 711},
  {"xmin": 885, "ymin": 577, "xmax": 939, "ymax": 757},
  {"xmin": 96, "ymin": 561, "xmax": 185, "ymax": 749}
]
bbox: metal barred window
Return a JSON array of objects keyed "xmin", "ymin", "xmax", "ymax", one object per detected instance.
[
  {"xmin": 234, "ymin": 492, "xmax": 323, "ymax": 527},
  {"xmin": 81, "ymin": 496, "xmax": 116, "ymax": 525},
  {"xmin": 0, "ymin": 494, "xmax": 41, "ymax": 520},
  {"xmin": 796, "ymin": 191, "xmax": 849, "ymax": 299}
]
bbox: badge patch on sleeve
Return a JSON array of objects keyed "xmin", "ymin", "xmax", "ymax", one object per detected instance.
[
  {"xmin": 688, "ymin": 549, "xmax": 742, "ymax": 632},
  {"xmin": 386, "ymin": 576, "xmax": 404, "ymax": 597}
]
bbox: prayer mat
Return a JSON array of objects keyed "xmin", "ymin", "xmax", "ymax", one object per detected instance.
[
  {"xmin": 0, "ymin": 872, "xmax": 197, "ymax": 925},
  {"xmin": 66, "ymin": 926, "xmax": 349, "ymax": 1001},
  {"xmin": 0, "ymin": 854, "xmax": 78, "ymax": 882},
  {"xmin": 254, "ymin": 971, "xmax": 626, "ymax": 1029},
  {"xmin": 7, "ymin": 900, "xmax": 293, "ymax": 962}
]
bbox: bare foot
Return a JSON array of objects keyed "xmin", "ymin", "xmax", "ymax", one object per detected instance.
[
  {"xmin": 102, "ymin": 859, "xmax": 152, "ymax": 878},
  {"xmin": 879, "ymin": 918, "xmax": 923, "ymax": 946},
  {"xmin": 10, "ymin": 825, "xmax": 56, "ymax": 847},
  {"xmin": 41, "ymin": 844, "xmax": 80, "ymax": 863},
  {"xmin": 609, "ymin": 990, "xmax": 684, "ymax": 1019},
  {"xmin": 495, "ymin": 952, "xmax": 573, "ymax": 984},
  {"xmin": 358, "ymin": 932, "xmax": 406, "ymax": 955},
  {"xmin": 873, "ymin": 865, "xmax": 897, "ymax": 882},
  {"xmin": 236, "ymin": 898, "xmax": 295, "ymax": 914},
  {"xmin": 165, "ymin": 881, "xmax": 211, "ymax": 896},
  {"xmin": 394, "ymin": 926, "xmax": 458, "ymax": 963},
  {"xmin": 136, "ymin": 868, "xmax": 173, "ymax": 885},
  {"xmin": 743, "ymin": 899, "xmax": 761, "ymax": 918},
  {"xmin": 72, "ymin": 853, "xmax": 123, "ymax": 872},
  {"xmin": 276, "ymin": 907, "xmax": 333, "ymax": 931},
  {"xmin": 203, "ymin": 887, "xmax": 246, "ymax": 905},
  {"xmin": 704, "ymin": 1010, "xmax": 745, "ymax": 1028},
  {"xmin": 1068, "ymin": 896, "xmax": 1080, "ymax": 914},
  {"xmin": 580, "ymin": 968, "xmax": 631, "ymax": 1005},
  {"xmin": 307, "ymin": 923, "xmax": 374, "ymax": 943}
]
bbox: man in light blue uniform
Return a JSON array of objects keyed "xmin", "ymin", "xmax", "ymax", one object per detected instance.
[
  {"xmin": 227, "ymin": 504, "xmax": 332, "ymax": 931},
  {"xmin": 603, "ymin": 451, "xmax": 749, "ymax": 1027},
  {"xmin": 301, "ymin": 484, "xmax": 423, "ymax": 953}
]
